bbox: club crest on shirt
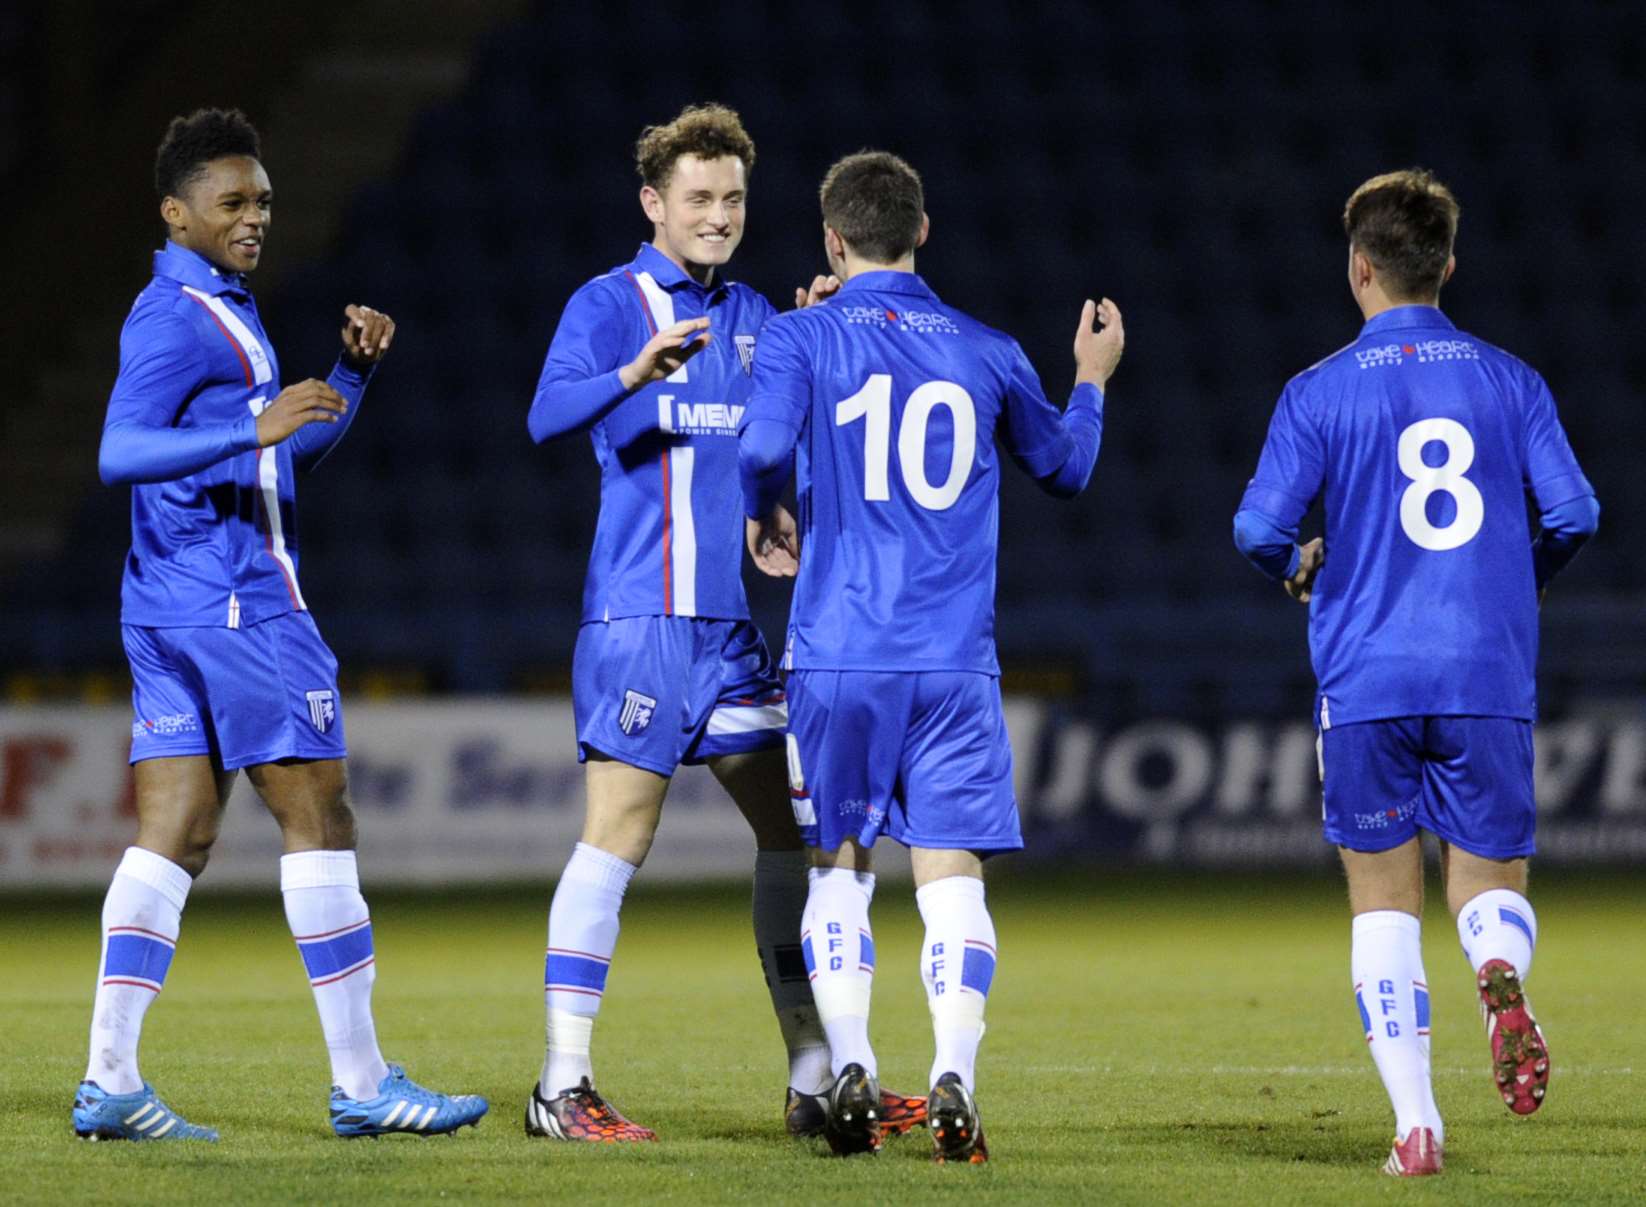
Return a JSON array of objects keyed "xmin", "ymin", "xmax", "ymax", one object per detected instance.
[
  {"xmin": 734, "ymin": 334, "xmax": 756, "ymax": 375},
  {"xmin": 305, "ymin": 690, "xmax": 336, "ymax": 734},
  {"xmin": 619, "ymin": 689, "xmax": 657, "ymax": 736}
]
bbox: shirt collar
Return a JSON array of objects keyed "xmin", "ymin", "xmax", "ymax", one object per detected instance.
[
  {"xmin": 153, "ymin": 241, "xmax": 251, "ymax": 297},
  {"xmin": 632, "ymin": 243, "xmax": 727, "ymax": 299},
  {"xmin": 839, "ymin": 270, "xmax": 938, "ymax": 300},
  {"xmin": 1359, "ymin": 304, "xmax": 1454, "ymax": 337}
]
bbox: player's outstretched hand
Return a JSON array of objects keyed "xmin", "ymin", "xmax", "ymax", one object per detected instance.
[
  {"xmin": 746, "ymin": 506, "xmax": 800, "ymax": 577},
  {"xmin": 1074, "ymin": 297, "xmax": 1124, "ymax": 390},
  {"xmin": 620, "ymin": 317, "xmax": 712, "ymax": 390},
  {"xmin": 341, "ymin": 305, "xmax": 396, "ymax": 368},
  {"xmin": 794, "ymin": 274, "xmax": 842, "ymax": 309},
  {"xmin": 1284, "ymin": 537, "xmax": 1325, "ymax": 603},
  {"xmin": 256, "ymin": 379, "xmax": 349, "ymax": 447}
]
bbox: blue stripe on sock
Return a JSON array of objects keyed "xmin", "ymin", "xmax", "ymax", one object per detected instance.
[
  {"xmin": 801, "ymin": 935, "xmax": 816, "ymax": 976},
  {"xmin": 858, "ymin": 932, "xmax": 875, "ymax": 970},
  {"xmin": 545, "ymin": 952, "xmax": 609, "ymax": 992},
  {"xmin": 1414, "ymin": 986, "xmax": 1431, "ymax": 1030},
  {"xmin": 104, "ymin": 934, "xmax": 174, "ymax": 983},
  {"xmin": 961, "ymin": 945, "xmax": 996, "ymax": 996},
  {"xmin": 297, "ymin": 925, "xmax": 374, "ymax": 979},
  {"xmin": 1499, "ymin": 906, "xmax": 1534, "ymax": 946},
  {"xmin": 1355, "ymin": 991, "xmax": 1372, "ymax": 1037}
]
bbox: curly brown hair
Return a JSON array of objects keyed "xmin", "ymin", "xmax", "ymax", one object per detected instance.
[
  {"xmin": 634, "ymin": 103, "xmax": 756, "ymax": 191},
  {"xmin": 1343, "ymin": 168, "xmax": 1460, "ymax": 301}
]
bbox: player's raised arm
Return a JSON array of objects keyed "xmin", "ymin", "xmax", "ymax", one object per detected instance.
[
  {"xmin": 286, "ymin": 303, "xmax": 397, "ymax": 471},
  {"xmin": 997, "ymin": 297, "xmax": 1122, "ymax": 498},
  {"xmin": 98, "ymin": 313, "xmax": 257, "ymax": 486}
]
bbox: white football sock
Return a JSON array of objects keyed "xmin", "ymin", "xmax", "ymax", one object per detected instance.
[
  {"xmin": 84, "ymin": 847, "xmax": 191, "ymax": 1094},
  {"xmin": 281, "ymin": 849, "xmax": 390, "ymax": 1100},
  {"xmin": 1352, "ymin": 910, "xmax": 1442, "ymax": 1143},
  {"xmin": 802, "ymin": 867, "xmax": 877, "ymax": 1079},
  {"xmin": 916, "ymin": 875, "xmax": 996, "ymax": 1092},
  {"xmin": 1456, "ymin": 889, "xmax": 1536, "ymax": 980},
  {"xmin": 753, "ymin": 849, "xmax": 831, "ymax": 1094},
  {"xmin": 541, "ymin": 842, "xmax": 636, "ymax": 1095}
]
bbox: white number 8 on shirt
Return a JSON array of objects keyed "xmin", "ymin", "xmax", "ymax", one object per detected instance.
[{"xmin": 1397, "ymin": 417, "xmax": 1484, "ymax": 551}]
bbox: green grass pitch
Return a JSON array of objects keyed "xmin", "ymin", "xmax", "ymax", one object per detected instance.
[{"xmin": 3, "ymin": 869, "xmax": 1641, "ymax": 1204}]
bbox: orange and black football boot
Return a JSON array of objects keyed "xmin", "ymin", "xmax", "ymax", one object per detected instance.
[
  {"xmin": 524, "ymin": 1077, "xmax": 656, "ymax": 1142},
  {"xmin": 821, "ymin": 1063, "xmax": 882, "ymax": 1155},
  {"xmin": 928, "ymin": 1072, "xmax": 988, "ymax": 1164},
  {"xmin": 786, "ymin": 1084, "xmax": 927, "ymax": 1138}
]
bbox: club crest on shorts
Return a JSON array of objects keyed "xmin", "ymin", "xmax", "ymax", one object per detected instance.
[
  {"xmin": 735, "ymin": 334, "xmax": 756, "ymax": 375},
  {"xmin": 305, "ymin": 689, "xmax": 336, "ymax": 734},
  {"xmin": 619, "ymin": 689, "xmax": 657, "ymax": 736}
]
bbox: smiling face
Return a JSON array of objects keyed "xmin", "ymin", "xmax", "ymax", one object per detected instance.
[
  {"xmin": 640, "ymin": 154, "xmax": 746, "ymax": 283},
  {"xmin": 161, "ymin": 155, "xmax": 271, "ymax": 274}
]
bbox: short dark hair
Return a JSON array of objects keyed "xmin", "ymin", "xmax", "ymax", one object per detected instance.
[
  {"xmin": 154, "ymin": 107, "xmax": 261, "ymax": 199},
  {"xmin": 634, "ymin": 103, "xmax": 755, "ymax": 191},
  {"xmin": 1342, "ymin": 168, "xmax": 1460, "ymax": 301},
  {"xmin": 819, "ymin": 151, "xmax": 924, "ymax": 264}
]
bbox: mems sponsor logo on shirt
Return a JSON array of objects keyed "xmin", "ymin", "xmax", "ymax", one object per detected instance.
[{"xmin": 659, "ymin": 398, "xmax": 744, "ymax": 436}]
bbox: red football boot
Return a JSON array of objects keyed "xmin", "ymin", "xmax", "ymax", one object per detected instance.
[
  {"xmin": 1382, "ymin": 1126, "xmax": 1442, "ymax": 1176},
  {"xmin": 1476, "ymin": 959, "xmax": 1550, "ymax": 1115}
]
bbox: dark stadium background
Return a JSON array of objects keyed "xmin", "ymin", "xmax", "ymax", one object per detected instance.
[{"xmin": 1, "ymin": 0, "xmax": 1641, "ymax": 872}]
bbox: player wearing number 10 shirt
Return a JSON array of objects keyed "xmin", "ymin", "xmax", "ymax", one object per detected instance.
[
  {"xmin": 739, "ymin": 151, "xmax": 1123, "ymax": 1162},
  {"xmin": 1234, "ymin": 170, "xmax": 1598, "ymax": 1177}
]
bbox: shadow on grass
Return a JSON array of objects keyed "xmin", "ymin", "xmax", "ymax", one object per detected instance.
[{"xmin": 1111, "ymin": 1117, "xmax": 1369, "ymax": 1169}]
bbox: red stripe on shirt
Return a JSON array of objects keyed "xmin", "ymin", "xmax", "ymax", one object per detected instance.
[
  {"xmin": 625, "ymin": 272, "xmax": 660, "ymax": 335},
  {"xmin": 183, "ymin": 291, "xmax": 253, "ymax": 386}
]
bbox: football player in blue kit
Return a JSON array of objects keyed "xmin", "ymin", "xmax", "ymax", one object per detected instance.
[
  {"xmin": 1234, "ymin": 170, "xmax": 1598, "ymax": 1177},
  {"xmin": 739, "ymin": 151, "xmax": 1124, "ymax": 1161},
  {"xmin": 76, "ymin": 108, "xmax": 487, "ymax": 1142},
  {"xmin": 523, "ymin": 105, "xmax": 922, "ymax": 1142}
]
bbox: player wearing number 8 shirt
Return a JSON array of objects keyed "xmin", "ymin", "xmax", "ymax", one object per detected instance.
[
  {"xmin": 739, "ymin": 151, "xmax": 1122, "ymax": 1162},
  {"xmin": 1234, "ymin": 169, "xmax": 1598, "ymax": 1177}
]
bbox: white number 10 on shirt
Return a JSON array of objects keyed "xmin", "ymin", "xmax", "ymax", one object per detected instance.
[{"xmin": 835, "ymin": 374, "xmax": 977, "ymax": 511}]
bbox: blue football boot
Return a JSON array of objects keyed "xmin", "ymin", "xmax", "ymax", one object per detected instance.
[
  {"xmin": 72, "ymin": 1080, "xmax": 219, "ymax": 1141},
  {"xmin": 329, "ymin": 1063, "xmax": 488, "ymax": 1138}
]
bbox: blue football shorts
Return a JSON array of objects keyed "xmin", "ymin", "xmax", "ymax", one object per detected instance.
[
  {"xmin": 784, "ymin": 669, "xmax": 1022, "ymax": 854},
  {"xmin": 124, "ymin": 610, "xmax": 347, "ymax": 770},
  {"xmin": 1320, "ymin": 715, "xmax": 1536, "ymax": 859},
  {"xmin": 571, "ymin": 616, "xmax": 786, "ymax": 776}
]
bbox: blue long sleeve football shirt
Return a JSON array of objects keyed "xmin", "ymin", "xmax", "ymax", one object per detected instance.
[{"xmin": 101, "ymin": 242, "xmax": 373, "ymax": 628}]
